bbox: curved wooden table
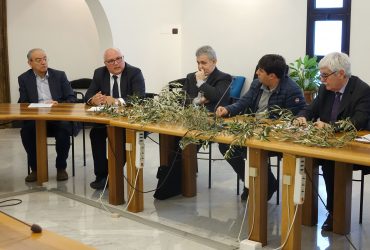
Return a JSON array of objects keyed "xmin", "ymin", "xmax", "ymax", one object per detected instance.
[
  {"xmin": 0, "ymin": 211, "xmax": 95, "ymax": 250},
  {"xmin": 1, "ymin": 103, "xmax": 370, "ymax": 250}
]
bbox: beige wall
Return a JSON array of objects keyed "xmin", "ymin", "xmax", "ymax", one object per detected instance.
[
  {"xmin": 350, "ymin": 0, "xmax": 370, "ymax": 82},
  {"xmin": 181, "ymin": 0, "xmax": 307, "ymax": 93},
  {"xmin": 7, "ymin": 0, "xmax": 101, "ymax": 103},
  {"xmin": 6, "ymin": 0, "xmax": 370, "ymax": 102}
]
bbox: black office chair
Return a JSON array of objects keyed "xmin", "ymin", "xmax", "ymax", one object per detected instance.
[
  {"xmin": 198, "ymin": 76, "xmax": 246, "ymax": 194},
  {"xmin": 168, "ymin": 78, "xmax": 186, "ymax": 91},
  {"xmin": 70, "ymin": 78, "xmax": 92, "ymax": 166},
  {"xmin": 352, "ymin": 165, "xmax": 370, "ymax": 224}
]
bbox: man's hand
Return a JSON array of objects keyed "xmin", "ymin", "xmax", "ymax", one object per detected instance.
[
  {"xmin": 200, "ymin": 96, "xmax": 210, "ymax": 104},
  {"xmin": 44, "ymin": 100, "xmax": 58, "ymax": 104},
  {"xmin": 90, "ymin": 91, "xmax": 106, "ymax": 106},
  {"xmin": 313, "ymin": 120, "xmax": 331, "ymax": 129},
  {"xmin": 216, "ymin": 106, "xmax": 229, "ymax": 117},
  {"xmin": 105, "ymin": 96, "xmax": 116, "ymax": 105},
  {"xmin": 195, "ymin": 69, "xmax": 206, "ymax": 81},
  {"xmin": 293, "ymin": 117, "xmax": 308, "ymax": 126}
]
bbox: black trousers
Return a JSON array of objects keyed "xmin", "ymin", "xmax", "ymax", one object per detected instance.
[
  {"xmin": 20, "ymin": 120, "xmax": 71, "ymax": 171},
  {"xmin": 218, "ymin": 143, "xmax": 276, "ymax": 184},
  {"xmin": 90, "ymin": 125, "xmax": 126, "ymax": 180},
  {"xmin": 320, "ymin": 160, "xmax": 369, "ymax": 213},
  {"xmin": 320, "ymin": 160, "xmax": 335, "ymax": 213}
]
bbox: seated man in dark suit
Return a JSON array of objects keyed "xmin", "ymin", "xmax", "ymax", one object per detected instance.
[
  {"xmin": 18, "ymin": 48, "xmax": 77, "ymax": 182},
  {"xmin": 296, "ymin": 52, "xmax": 370, "ymax": 231},
  {"xmin": 216, "ymin": 54, "xmax": 306, "ymax": 201},
  {"xmin": 182, "ymin": 45, "xmax": 232, "ymax": 112},
  {"xmin": 85, "ymin": 48, "xmax": 146, "ymax": 190}
]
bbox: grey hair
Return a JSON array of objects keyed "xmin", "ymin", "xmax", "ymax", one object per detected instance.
[
  {"xmin": 103, "ymin": 48, "xmax": 122, "ymax": 60},
  {"xmin": 318, "ymin": 52, "xmax": 351, "ymax": 77},
  {"xmin": 27, "ymin": 48, "xmax": 45, "ymax": 60},
  {"xmin": 195, "ymin": 45, "xmax": 217, "ymax": 61}
]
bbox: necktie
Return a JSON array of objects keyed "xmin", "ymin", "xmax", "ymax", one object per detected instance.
[
  {"xmin": 330, "ymin": 92, "xmax": 342, "ymax": 122},
  {"xmin": 112, "ymin": 75, "xmax": 119, "ymax": 98}
]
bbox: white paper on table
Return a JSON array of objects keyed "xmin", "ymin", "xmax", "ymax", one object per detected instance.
[
  {"xmin": 87, "ymin": 106, "xmax": 104, "ymax": 112},
  {"xmin": 28, "ymin": 103, "xmax": 53, "ymax": 108},
  {"xmin": 355, "ymin": 134, "xmax": 370, "ymax": 143}
]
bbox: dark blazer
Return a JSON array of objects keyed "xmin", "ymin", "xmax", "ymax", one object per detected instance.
[
  {"xmin": 85, "ymin": 63, "xmax": 145, "ymax": 102},
  {"xmin": 226, "ymin": 76, "xmax": 306, "ymax": 117},
  {"xmin": 18, "ymin": 68, "xmax": 76, "ymax": 103},
  {"xmin": 182, "ymin": 67, "xmax": 232, "ymax": 112},
  {"xmin": 298, "ymin": 75, "xmax": 370, "ymax": 130}
]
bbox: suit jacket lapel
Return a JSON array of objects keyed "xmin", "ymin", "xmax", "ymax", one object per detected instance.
[
  {"xmin": 47, "ymin": 70, "xmax": 58, "ymax": 100},
  {"xmin": 205, "ymin": 68, "xmax": 218, "ymax": 86},
  {"xmin": 27, "ymin": 71, "xmax": 39, "ymax": 102},
  {"xmin": 120, "ymin": 70, "xmax": 127, "ymax": 97},
  {"xmin": 103, "ymin": 70, "xmax": 111, "ymax": 95}
]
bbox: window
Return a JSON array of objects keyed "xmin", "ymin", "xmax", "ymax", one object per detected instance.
[{"xmin": 306, "ymin": 0, "xmax": 351, "ymax": 58}]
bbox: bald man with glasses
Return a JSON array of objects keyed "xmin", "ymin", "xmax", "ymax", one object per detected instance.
[
  {"xmin": 85, "ymin": 48, "xmax": 146, "ymax": 189},
  {"xmin": 296, "ymin": 52, "xmax": 370, "ymax": 231}
]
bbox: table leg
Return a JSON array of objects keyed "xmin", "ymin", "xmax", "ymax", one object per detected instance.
[
  {"xmin": 158, "ymin": 134, "xmax": 196, "ymax": 197},
  {"xmin": 159, "ymin": 134, "xmax": 178, "ymax": 166},
  {"xmin": 248, "ymin": 148, "xmax": 268, "ymax": 246},
  {"xmin": 333, "ymin": 162, "xmax": 352, "ymax": 234},
  {"xmin": 281, "ymin": 153, "xmax": 302, "ymax": 250},
  {"xmin": 125, "ymin": 129, "xmax": 143, "ymax": 212},
  {"xmin": 36, "ymin": 120, "xmax": 48, "ymax": 185},
  {"xmin": 107, "ymin": 126, "xmax": 125, "ymax": 206},
  {"xmin": 181, "ymin": 144, "xmax": 197, "ymax": 197}
]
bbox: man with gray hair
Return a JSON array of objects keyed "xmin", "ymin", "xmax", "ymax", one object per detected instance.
[
  {"xmin": 296, "ymin": 51, "xmax": 370, "ymax": 231},
  {"xmin": 18, "ymin": 48, "xmax": 76, "ymax": 182},
  {"xmin": 182, "ymin": 45, "xmax": 232, "ymax": 112}
]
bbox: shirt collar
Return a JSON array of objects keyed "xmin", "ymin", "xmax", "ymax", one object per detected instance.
[
  {"xmin": 34, "ymin": 70, "xmax": 49, "ymax": 80},
  {"xmin": 110, "ymin": 73, "xmax": 122, "ymax": 79}
]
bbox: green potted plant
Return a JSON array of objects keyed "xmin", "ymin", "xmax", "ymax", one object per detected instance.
[{"xmin": 289, "ymin": 55, "xmax": 321, "ymax": 103}]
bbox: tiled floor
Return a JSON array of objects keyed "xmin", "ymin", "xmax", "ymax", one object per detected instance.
[{"xmin": 0, "ymin": 128, "xmax": 369, "ymax": 250}]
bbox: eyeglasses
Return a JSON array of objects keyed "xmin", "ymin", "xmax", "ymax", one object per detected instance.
[
  {"xmin": 32, "ymin": 57, "xmax": 48, "ymax": 64},
  {"xmin": 319, "ymin": 71, "xmax": 337, "ymax": 80},
  {"xmin": 105, "ymin": 56, "xmax": 123, "ymax": 65}
]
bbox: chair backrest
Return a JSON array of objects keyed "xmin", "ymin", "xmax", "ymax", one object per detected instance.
[
  {"xmin": 70, "ymin": 78, "xmax": 92, "ymax": 103},
  {"xmin": 230, "ymin": 76, "xmax": 246, "ymax": 99},
  {"xmin": 168, "ymin": 78, "xmax": 186, "ymax": 91},
  {"xmin": 70, "ymin": 78, "xmax": 92, "ymax": 90}
]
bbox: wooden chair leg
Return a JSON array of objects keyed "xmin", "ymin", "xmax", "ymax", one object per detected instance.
[
  {"xmin": 360, "ymin": 170, "xmax": 364, "ymax": 224},
  {"xmin": 237, "ymin": 175, "xmax": 240, "ymax": 195},
  {"xmin": 208, "ymin": 143, "xmax": 212, "ymax": 189},
  {"xmin": 71, "ymin": 135, "xmax": 75, "ymax": 177},
  {"xmin": 82, "ymin": 122, "xmax": 86, "ymax": 166},
  {"xmin": 276, "ymin": 157, "xmax": 280, "ymax": 205}
]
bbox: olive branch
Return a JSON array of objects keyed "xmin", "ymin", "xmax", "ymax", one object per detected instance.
[{"xmin": 96, "ymin": 87, "xmax": 357, "ymax": 159}]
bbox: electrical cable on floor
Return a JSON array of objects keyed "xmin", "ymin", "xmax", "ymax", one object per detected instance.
[
  {"xmin": 125, "ymin": 151, "xmax": 141, "ymax": 210},
  {"xmin": 0, "ymin": 198, "xmax": 22, "ymax": 207},
  {"xmin": 272, "ymin": 204, "xmax": 299, "ymax": 250},
  {"xmin": 287, "ymin": 184, "xmax": 290, "ymax": 228},
  {"xmin": 247, "ymin": 177, "xmax": 256, "ymax": 240},
  {"xmin": 237, "ymin": 190, "xmax": 249, "ymax": 242},
  {"xmin": 96, "ymin": 175, "xmax": 114, "ymax": 216},
  {"xmin": 106, "ymin": 129, "xmax": 189, "ymax": 194},
  {"xmin": 237, "ymin": 177, "xmax": 256, "ymax": 242}
]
